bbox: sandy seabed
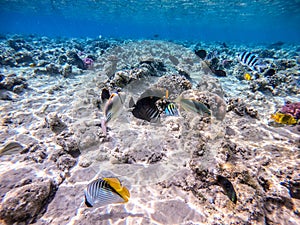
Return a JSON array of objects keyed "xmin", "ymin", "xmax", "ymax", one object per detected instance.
[{"xmin": 0, "ymin": 35, "xmax": 299, "ymax": 225}]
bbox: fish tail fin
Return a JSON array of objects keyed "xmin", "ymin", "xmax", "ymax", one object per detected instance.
[
  {"xmin": 174, "ymin": 95, "xmax": 182, "ymax": 103},
  {"xmin": 129, "ymin": 97, "xmax": 135, "ymax": 108},
  {"xmin": 101, "ymin": 118, "xmax": 107, "ymax": 135},
  {"xmin": 121, "ymin": 186, "xmax": 130, "ymax": 202},
  {"xmin": 270, "ymin": 113, "xmax": 276, "ymax": 120}
]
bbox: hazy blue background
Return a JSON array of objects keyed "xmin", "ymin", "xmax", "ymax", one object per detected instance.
[{"xmin": 1, "ymin": 0, "xmax": 300, "ymax": 43}]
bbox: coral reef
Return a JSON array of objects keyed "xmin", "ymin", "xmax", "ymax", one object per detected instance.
[
  {"xmin": 0, "ymin": 73, "xmax": 28, "ymax": 94},
  {"xmin": 280, "ymin": 102, "xmax": 300, "ymax": 120},
  {"xmin": 0, "ymin": 35, "xmax": 299, "ymax": 225}
]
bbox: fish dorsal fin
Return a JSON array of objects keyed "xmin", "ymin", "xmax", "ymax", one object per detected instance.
[
  {"xmin": 165, "ymin": 90, "xmax": 169, "ymax": 99},
  {"xmin": 103, "ymin": 178, "xmax": 130, "ymax": 202},
  {"xmin": 129, "ymin": 97, "xmax": 135, "ymax": 108},
  {"xmin": 101, "ymin": 88, "xmax": 111, "ymax": 102},
  {"xmin": 108, "ymin": 93, "xmax": 118, "ymax": 101}
]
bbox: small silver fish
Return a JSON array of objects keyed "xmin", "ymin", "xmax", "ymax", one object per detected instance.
[
  {"xmin": 84, "ymin": 177, "xmax": 130, "ymax": 208},
  {"xmin": 101, "ymin": 92, "xmax": 126, "ymax": 135}
]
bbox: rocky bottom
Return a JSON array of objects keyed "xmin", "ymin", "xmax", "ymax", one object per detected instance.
[{"xmin": 0, "ymin": 35, "xmax": 299, "ymax": 224}]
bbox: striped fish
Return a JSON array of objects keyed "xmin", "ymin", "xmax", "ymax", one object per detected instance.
[
  {"xmin": 130, "ymin": 96, "xmax": 161, "ymax": 122},
  {"xmin": 164, "ymin": 103, "xmax": 179, "ymax": 116},
  {"xmin": 238, "ymin": 51, "xmax": 267, "ymax": 72},
  {"xmin": 84, "ymin": 178, "xmax": 130, "ymax": 208}
]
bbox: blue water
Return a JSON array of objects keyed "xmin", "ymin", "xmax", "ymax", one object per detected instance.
[{"xmin": 1, "ymin": 0, "xmax": 300, "ymax": 43}]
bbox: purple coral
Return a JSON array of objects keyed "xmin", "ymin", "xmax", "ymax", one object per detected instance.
[
  {"xmin": 280, "ymin": 102, "xmax": 300, "ymax": 120},
  {"xmin": 83, "ymin": 57, "xmax": 94, "ymax": 69}
]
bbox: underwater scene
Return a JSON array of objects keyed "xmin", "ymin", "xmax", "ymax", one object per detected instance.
[{"xmin": 0, "ymin": 0, "xmax": 300, "ymax": 225}]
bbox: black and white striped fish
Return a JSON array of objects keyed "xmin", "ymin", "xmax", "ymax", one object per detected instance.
[
  {"xmin": 238, "ymin": 51, "xmax": 267, "ymax": 72},
  {"xmin": 129, "ymin": 96, "xmax": 161, "ymax": 122},
  {"xmin": 84, "ymin": 178, "xmax": 130, "ymax": 208}
]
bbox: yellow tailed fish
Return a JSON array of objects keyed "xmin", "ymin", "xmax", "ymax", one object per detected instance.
[
  {"xmin": 103, "ymin": 178, "xmax": 130, "ymax": 202},
  {"xmin": 101, "ymin": 92, "xmax": 126, "ymax": 135},
  {"xmin": 84, "ymin": 177, "xmax": 130, "ymax": 208},
  {"xmin": 270, "ymin": 112, "xmax": 297, "ymax": 125},
  {"xmin": 244, "ymin": 73, "xmax": 252, "ymax": 80}
]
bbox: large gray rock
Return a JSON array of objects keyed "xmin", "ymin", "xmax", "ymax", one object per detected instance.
[
  {"xmin": 36, "ymin": 184, "xmax": 84, "ymax": 225},
  {"xmin": 0, "ymin": 180, "xmax": 54, "ymax": 224},
  {"xmin": 151, "ymin": 199, "xmax": 205, "ymax": 224},
  {"xmin": 0, "ymin": 168, "xmax": 34, "ymax": 202}
]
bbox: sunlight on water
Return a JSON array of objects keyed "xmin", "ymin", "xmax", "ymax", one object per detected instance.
[{"xmin": 1, "ymin": 0, "xmax": 300, "ymax": 41}]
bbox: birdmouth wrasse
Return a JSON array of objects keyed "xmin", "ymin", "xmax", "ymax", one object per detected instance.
[
  {"xmin": 216, "ymin": 175, "xmax": 237, "ymax": 204},
  {"xmin": 175, "ymin": 96, "xmax": 211, "ymax": 116},
  {"xmin": 101, "ymin": 91, "xmax": 126, "ymax": 135},
  {"xmin": 84, "ymin": 177, "xmax": 130, "ymax": 208},
  {"xmin": 238, "ymin": 51, "xmax": 267, "ymax": 73},
  {"xmin": 244, "ymin": 73, "xmax": 252, "ymax": 80},
  {"xmin": 270, "ymin": 112, "xmax": 298, "ymax": 125}
]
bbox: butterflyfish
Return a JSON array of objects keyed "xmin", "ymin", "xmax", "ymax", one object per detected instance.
[
  {"xmin": 101, "ymin": 91, "xmax": 126, "ymax": 135},
  {"xmin": 84, "ymin": 177, "xmax": 130, "ymax": 208},
  {"xmin": 175, "ymin": 96, "xmax": 211, "ymax": 116},
  {"xmin": 216, "ymin": 175, "xmax": 237, "ymax": 204},
  {"xmin": 270, "ymin": 112, "xmax": 297, "ymax": 125}
]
